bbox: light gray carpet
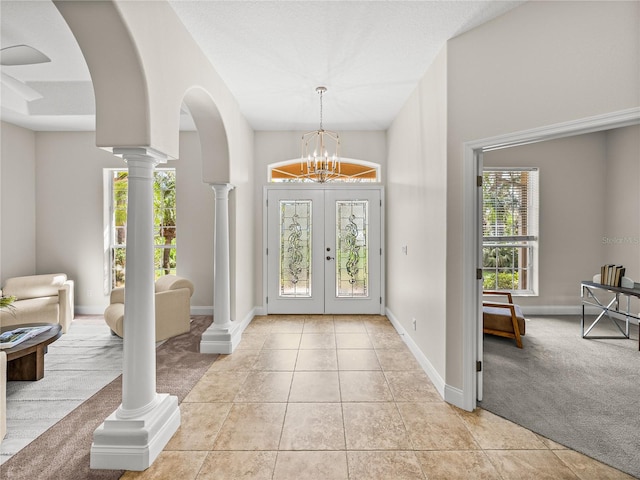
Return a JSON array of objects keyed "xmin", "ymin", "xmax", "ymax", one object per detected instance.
[
  {"xmin": 480, "ymin": 314, "xmax": 640, "ymax": 479},
  {"xmin": 1, "ymin": 316, "xmax": 123, "ymax": 464}
]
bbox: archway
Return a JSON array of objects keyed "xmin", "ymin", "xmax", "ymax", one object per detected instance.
[
  {"xmin": 183, "ymin": 87, "xmax": 230, "ymax": 184},
  {"xmin": 54, "ymin": 1, "xmax": 240, "ymax": 470}
]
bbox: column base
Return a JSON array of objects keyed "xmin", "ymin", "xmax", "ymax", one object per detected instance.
[
  {"xmin": 200, "ymin": 321, "xmax": 242, "ymax": 354},
  {"xmin": 90, "ymin": 393, "xmax": 180, "ymax": 471}
]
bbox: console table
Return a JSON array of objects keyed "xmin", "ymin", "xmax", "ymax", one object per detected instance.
[{"xmin": 580, "ymin": 280, "xmax": 640, "ymax": 350}]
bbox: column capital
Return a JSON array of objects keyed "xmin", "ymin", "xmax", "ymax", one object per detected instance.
[
  {"xmin": 113, "ymin": 147, "xmax": 169, "ymax": 165},
  {"xmin": 209, "ymin": 183, "xmax": 235, "ymax": 192}
]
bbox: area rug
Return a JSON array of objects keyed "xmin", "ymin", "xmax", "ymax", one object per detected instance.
[
  {"xmin": 480, "ymin": 314, "xmax": 640, "ymax": 478},
  {"xmin": 0, "ymin": 315, "xmax": 216, "ymax": 480},
  {"xmin": 1, "ymin": 316, "xmax": 123, "ymax": 463}
]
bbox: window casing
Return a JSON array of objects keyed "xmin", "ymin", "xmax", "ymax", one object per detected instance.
[
  {"xmin": 106, "ymin": 168, "xmax": 177, "ymax": 289},
  {"xmin": 482, "ymin": 168, "xmax": 539, "ymax": 295}
]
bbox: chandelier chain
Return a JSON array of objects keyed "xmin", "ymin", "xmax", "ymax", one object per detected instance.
[{"xmin": 318, "ymin": 87, "xmax": 324, "ymax": 131}]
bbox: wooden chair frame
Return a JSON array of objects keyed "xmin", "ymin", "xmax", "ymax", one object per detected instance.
[{"xmin": 483, "ymin": 290, "xmax": 524, "ymax": 348}]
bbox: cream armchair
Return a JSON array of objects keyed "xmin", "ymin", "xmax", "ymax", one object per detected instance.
[
  {"xmin": 0, "ymin": 273, "xmax": 74, "ymax": 333},
  {"xmin": 104, "ymin": 275, "xmax": 194, "ymax": 342}
]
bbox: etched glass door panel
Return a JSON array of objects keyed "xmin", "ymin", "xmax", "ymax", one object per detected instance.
[
  {"xmin": 335, "ymin": 200, "xmax": 369, "ymax": 298},
  {"xmin": 279, "ymin": 200, "xmax": 312, "ymax": 297}
]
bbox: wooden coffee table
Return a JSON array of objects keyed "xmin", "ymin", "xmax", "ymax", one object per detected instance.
[{"xmin": 1, "ymin": 323, "xmax": 62, "ymax": 381}]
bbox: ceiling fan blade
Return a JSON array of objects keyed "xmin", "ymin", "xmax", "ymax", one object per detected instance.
[
  {"xmin": 1, "ymin": 72, "xmax": 43, "ymax": 101},
  {"xmin": 1, "ymin": 45, "xmax": 50, "ymax": 66}
]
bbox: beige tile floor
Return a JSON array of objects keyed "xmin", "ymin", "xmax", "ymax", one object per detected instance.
[{"xmin": 120, "ymin": 315, "xmax": 634, "ymax": 480}]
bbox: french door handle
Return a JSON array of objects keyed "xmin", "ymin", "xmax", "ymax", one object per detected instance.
[{"xmin": 326, "ymin": 256, "xmax": 334, "ymax": 261}]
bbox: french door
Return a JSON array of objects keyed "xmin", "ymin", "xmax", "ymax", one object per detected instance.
[
  {"xmin": 266, "ymin": 186, "xmax": 383, "ymax": 314},
  {"xmin": 476, "ymin": 150, "xmax": 484, "ymax": 402}
]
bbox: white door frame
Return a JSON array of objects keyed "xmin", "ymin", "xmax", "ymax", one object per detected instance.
[
  {"xmin": 263, "ymin": 183, "xmax": 385, "ymax": 315},
  {"xmin": 461, "ymin": 107, "xmax": 640, "ymax": 412}
]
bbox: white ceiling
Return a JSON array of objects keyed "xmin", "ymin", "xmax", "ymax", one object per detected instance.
[{"xmin": 0, "ymin": 0, "xmax": 523, "ymax": 132}]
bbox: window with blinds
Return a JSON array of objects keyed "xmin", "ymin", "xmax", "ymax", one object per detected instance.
[{"xmin": 482, "ymin": 168, "xmax": 539, "ymax": 294}]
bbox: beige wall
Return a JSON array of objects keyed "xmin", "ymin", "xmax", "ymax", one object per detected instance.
[
  {"xmin": 603, "ymin": 125, "xmax": 640, "ymax": 312},
  {"xmin": 34, "ymin": 131, "xmax": 120, "ymax": 308},
  {"xmin": 445, "ymin": 0, "xmax": 639, "ymax": 389},
  {"xmin": 484, "ymin": 132, "xmax": 607, "ymax": 308},
  {"xmin": 386, "ymin": 46, "xmax": 448, "ymax": 379},
  {"xmin": 3, "ymin": 130, "xmax": 215, "ymax": 311},
  {"xmin": 229, "ymin": 120, "xmax": 256, "ymax": 322},
  {"xmin": 485, "ymin": 126, "xmax": 640, "ymax": 310},
  {"xmin": 0, "ymin": 122, "xmax": 37, "ymax": 283},
  {"xmin": 55, "ymin": 1, "xmax": 257, "ymax": 324},
  {"xmin": 253, "ymin": 130, "xmax": 387, "ymax": 183},
  {"xmin": 3, "ymin": 0, "xmax": 638, "ymax": 406},
  {"xmin": 173, "ymin": 131, "xmax": 216, "ymax": 311},
  {"xmin": 386, "ymin": 0, "xmax": 640, "ymax": 394}
]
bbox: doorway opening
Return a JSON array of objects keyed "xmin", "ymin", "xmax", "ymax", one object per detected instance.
[{"xmin": 463, "ymin": 108, "xmax": 640, "ymax": 411}]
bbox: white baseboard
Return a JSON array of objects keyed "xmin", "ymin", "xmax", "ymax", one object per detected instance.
[
  {"xmin": 520, "ymin": 305, "xmax": 583, "ymax": 315},
  {"xmin": 444, "ymin": 384, "xmax": 465, "ymax": 408},
  {"xmin": 237, "ymin": 307, "xmax": 258, "ymax": 333},
  {"xmin": 75, "ymin": 305, "xmax": 106, "ymax": 315},
  {"xmin": 385, "ymin": 302, "xmax": 638, "ymax": 413},
  {"xmin": 74, "ymin": 305, "xmax": 215, "ymax": 316},
  {"xmin": 385, "ymin": 308, "xmax": 446, "ymax": 401},
  {"xmin": 191, "ymin": 306, "xmax": 214, "ymax": 315},
  {"xmin": 519, "ymin": 305, "xmax": 636, "ymax": 316}
]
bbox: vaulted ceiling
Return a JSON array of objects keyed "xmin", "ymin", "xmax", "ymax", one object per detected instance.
[{"xmin": 0, "ymin": 1, "xmax": 523, "ymax": 132}]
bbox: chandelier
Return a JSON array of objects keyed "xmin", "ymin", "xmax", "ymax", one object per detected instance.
[{"xmin": 300, "ymin": 86, "xmax": 341, "ymax": 183}]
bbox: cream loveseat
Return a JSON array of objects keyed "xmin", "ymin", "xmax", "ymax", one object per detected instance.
[
  {"xmin": 0, "ymin": 273, "xmax": 74, "ymax": 444},
  {"xmin": 104, "ymin": 275, "xmax": 194, "ymax": 342},
  {"xmin": 0, "ymin": 273, "xmax": 75, "ymax": 333}
]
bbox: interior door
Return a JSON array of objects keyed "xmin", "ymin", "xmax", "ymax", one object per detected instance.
[
  {"xmin": 266, "ymin": 187, "xmax": 382, "ymax": 314},
  {"xmin": 476, "ymin": 150, "xmax": 484, "ymax": 402}
]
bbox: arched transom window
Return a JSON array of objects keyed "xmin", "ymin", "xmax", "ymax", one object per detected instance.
[{"xmin": 269, "ymin": 158, "xmax": 380, "ymax": 183}]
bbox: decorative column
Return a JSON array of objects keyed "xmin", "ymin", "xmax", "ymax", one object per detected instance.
[
  {"xmin": 200, "ymin": 183, "xmax": 242, "ymax": 353},
  {"xmin": 91, "ymin": 148, "xmax": 180, "ymax": 471}
]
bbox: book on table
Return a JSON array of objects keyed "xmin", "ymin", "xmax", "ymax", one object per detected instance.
[
  {"xmin": 0, "ymin": 325, "xmax": 53, "ymax": 349},
  {"xmin": 599, "ymin": 264, "xmax": 625, "ymax": 287}
]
